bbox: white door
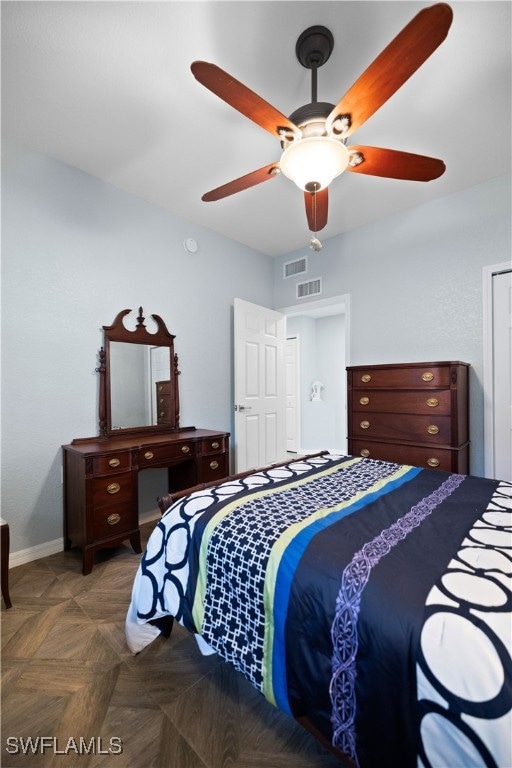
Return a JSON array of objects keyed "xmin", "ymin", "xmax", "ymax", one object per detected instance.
[
  {"xmin": 234, "ymin": 298, "xmax": 286, "ymax": 472},
  {"xmin": 285, "ymin": 336, "xmax": 300, "ymax": 453},
  {"xmin": 492, "ymin": 269, "xmax": 512, "ymax": 480}
]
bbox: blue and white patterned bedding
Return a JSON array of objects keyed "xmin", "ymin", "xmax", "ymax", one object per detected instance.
[{"xmin": 126, "ymin": 454, "xmax": 511, "ymax": 768}]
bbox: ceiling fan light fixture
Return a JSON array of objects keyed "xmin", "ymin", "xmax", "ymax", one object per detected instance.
[{"xmin": 280, "ymin": 137, "xmax": 349, "ymax": 192}]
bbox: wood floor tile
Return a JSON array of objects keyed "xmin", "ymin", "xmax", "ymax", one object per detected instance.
[
  {"xmin": 33, "ymin": 621, "xmax": 98, "ymax": 661},
  {"xmin": 95, "ymin": 621, "xmax": 135, "ymax": 661},
  {"xmin": 2, "ymin": 600, "xmax": 77, "ymax": 659},
  {"xmin": 153, "ymin": 715, "xmax": 208, "ymax": 768},
  {"xmin": 106, "ymin": 661, "xmax": 162, "ymax": 709},
  {"xmin": 1, "ymin": 691, "xmax": 68, "ymax": 766},
  {"xmin": 87, "ymin": 705, "xmax": 165, "ymax": 768},
  {"xmin": 8, "ymin": 569, "xmax": 62, "ymax": 599},
  {"xmin": 1, "ymin": 607, "xmax": 37, "ymax": 646}
]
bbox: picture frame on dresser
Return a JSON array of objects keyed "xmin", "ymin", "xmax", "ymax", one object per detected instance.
[
  {"xmin": 347, "ymin": 361, "xmax": 469, "ymax": 473},
  {"xmin": 62, "ymin": 307, "xmax": 230, "ymax": 574}
]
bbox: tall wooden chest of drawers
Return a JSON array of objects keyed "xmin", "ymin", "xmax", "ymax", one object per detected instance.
[{"xmin": 347, "ymin": 361, "xmax": 469, "ymax": 473}]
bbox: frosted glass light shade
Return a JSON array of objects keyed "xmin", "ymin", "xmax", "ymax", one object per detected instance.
[{"xmin": 280, "ymin": 137, "xmax": 350, "ymax": 192}]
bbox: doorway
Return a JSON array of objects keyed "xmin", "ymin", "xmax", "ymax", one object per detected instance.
[
  {"xmin": 483, "ymin": 263, "xmax": 512, "ymax": 480},
  {"xmin": 280, "ymin": 294, "xmax": 350, "ymax": 455}
]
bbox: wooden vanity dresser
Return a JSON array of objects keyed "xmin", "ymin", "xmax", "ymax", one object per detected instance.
[
  {"xmin": 347, "ymin": 361, "xmax": 469, "ymax": 473},
  {"xmin": 62, "ymin": 308, "xmax": 230, "ymax": 574},
  {"xmin": 63, "ymin": 429, "xmax": 229, "ymax": 574}
]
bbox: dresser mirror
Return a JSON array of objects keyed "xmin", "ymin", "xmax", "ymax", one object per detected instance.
[{"xmin": 98, "ymin": 307, "xmax": 181, "ymax": 437}]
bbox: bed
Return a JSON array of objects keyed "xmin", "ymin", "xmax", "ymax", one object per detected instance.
[{"xmin": 125, "ymin": 452, "xmax": 512, "ymax": 768}]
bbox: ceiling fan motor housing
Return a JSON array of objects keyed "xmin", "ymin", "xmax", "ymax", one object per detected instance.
[
  {"xmin": 288, "ymin": 101, "xmax": 334, "ymax": 129},
  {"xmin": 281, "ymin": 101, "xmax": 338, "ymax": 155}
]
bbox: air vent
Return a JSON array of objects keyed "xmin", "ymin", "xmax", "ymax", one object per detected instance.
[
  {"xmin": 296, "ymin": 278, "xmax": 322, "ymax": 299},
  {"xmin": 284, "ymin": 257, "xmax": 307, "ymax": 279}
]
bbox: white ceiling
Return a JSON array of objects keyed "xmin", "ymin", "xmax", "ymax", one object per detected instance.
[{"xmin": 2, "ymin": 1, "xmax": 511, "ymax": 257}]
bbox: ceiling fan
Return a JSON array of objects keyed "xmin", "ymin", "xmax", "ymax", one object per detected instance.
[{"xmin": 191, "ymin": 3, "xmax": 453, "ymax": 238}]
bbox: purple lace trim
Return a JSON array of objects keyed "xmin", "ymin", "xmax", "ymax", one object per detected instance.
[{"xmin": 329, "ymin": 473, "xmax": 465, "ymax": 765}]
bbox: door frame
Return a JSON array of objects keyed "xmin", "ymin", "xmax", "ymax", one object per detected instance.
[
  {"xmin": 278, "ymin": 293, "xmax": 351, "ymax": 454},
  {"xmin": 285, "ymin": 334, "xmax": 300, "ymax": 453},
  {"xmin": 483, "ymin": 261, "xmax": 511, "ymax": 478}
]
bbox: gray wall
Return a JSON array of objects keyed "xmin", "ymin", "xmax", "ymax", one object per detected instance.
[
  {"xmin": 1, "ymin": 145, "xmax": 274, "ymax": 553},
  {"xmin": 274, "ymin": 174, "xmax": 512, "ymax": 478}
]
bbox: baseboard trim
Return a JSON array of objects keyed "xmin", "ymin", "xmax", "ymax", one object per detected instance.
[
  {"xmin": 10, "ymin": 538, "xmax": 64, "ymax": 568},
  {"xmin": 139, "ymin": 509, "xmax": 160, "ymax": 525},
  {"xmin": 9, "ymin": 509, "xmax": 160, "ymax": 568}
]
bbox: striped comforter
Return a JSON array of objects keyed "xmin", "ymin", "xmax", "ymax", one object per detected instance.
[{"xmin": 126, "ymin": 454, "xmax": 511, "ymax": 768}]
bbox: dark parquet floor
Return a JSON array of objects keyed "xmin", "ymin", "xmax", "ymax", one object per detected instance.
[{"xmin": 1, "ymin": 521, "xmax": 342, "ymax": 767}]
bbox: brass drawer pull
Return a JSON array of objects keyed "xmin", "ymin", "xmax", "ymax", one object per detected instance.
[
  {"xmin": 359, "ymin": 396, "xmax": 369, "ymax": 406},
  {"xmin": 427, "ymin": 458, "xmax": 440, "ymax": 468},
  {"xmin": 181, "ymin": 445, "xmax": 190, "ymax": 454},
  {"xmin": 422, "ymin": 372, "xmax": 435, "ymax": 382},
  {"xmin": 108, "ymin": 458, "xmax": 120, "ymax": 468},
  {"xmin": 159, "ymin": 412, "xmax": 165, "ymax": 418},
  {"xmin": 427, "ymin": 425, "xmax": 440, "ymax": 435},
  {"xmin": 360, "ymin": 449, "xmax": 370, "ymax": 458},
  {"xmin": 107, "ymin": 483, "xmax": 120, "ymax": 494},
  {"xmin": 360, "ymin": 420, "xmax": 370, "ymax": 429},
  {"xmin": 107, "ymin": 513, "xmax": 121, "ymax": 525},
  {"xmin": 211, "ymin": 441, "xmax": 219, "ymax": 449},
  {"xmin": 158, "ymin": 384, "xmax": 164, "ymax": 392},
  {"xmin": 159, "ymin": 398, "xmax": 165, "ymax": 404},
  {"xmin": 210, "ymin": 460, "xmax": 219, "ymax": 470},
  {"xmin": 426, "ymin": 398, "xmax": 439, "ymax": 408},
  {"xmin": 144, "ymin": 451, "xmax": 154, "ymax": 460},
  {"xmin": 361, "ymin": 374, "xmax": 371, "ymax": 383}
]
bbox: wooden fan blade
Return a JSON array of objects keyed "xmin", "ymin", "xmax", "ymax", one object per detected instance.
[
  {"xmin": 326, "ymin": 3, "xmax": 453, "ymax": 138},
  {"xmin": 304, "ymin": 188, "xmax": 328, "ymax": 232},
  {"xmin": 201, "ymin": 162, "xmax": 281, "ymax": 202},
  {"xmin": 346, "ymin": 146, "xmax": 446, "ymax": 181},
  {"xmin": 191, "ymin": 61, "xmax": 301, "ymax": 141}
]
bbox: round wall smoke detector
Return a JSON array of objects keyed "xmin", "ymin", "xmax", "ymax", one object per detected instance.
[{"xmin": 183, "ymin": 238, "xmax": 198, "ymax": 253}]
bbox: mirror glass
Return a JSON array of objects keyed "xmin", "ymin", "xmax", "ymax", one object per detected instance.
[
  {"xmin": 99, "ymin": 307, "xmax": 179, "ymax": 437},
  {"xmin": 109, "ymin": 343, "xmax": 171, "ymax": 430}
]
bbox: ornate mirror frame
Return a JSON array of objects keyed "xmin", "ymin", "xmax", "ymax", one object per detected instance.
[{"xmin": 98, "ymin": 307, "xmax": 181, "ymax": 438}]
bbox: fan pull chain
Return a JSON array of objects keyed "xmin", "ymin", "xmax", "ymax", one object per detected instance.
[{"xmin": 309, "ymin": 188, "xmax": 323, "ymax": 252}]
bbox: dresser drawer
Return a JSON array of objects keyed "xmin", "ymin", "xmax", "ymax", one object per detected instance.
[
  {"xmin": 199, "ymin": 454, "xmax": 228, "ymax": 482},
  {"xmin": 349, "ymin": 439, "xmax": 468, "ymax": 473},
  {"xmin": 92, "ymin": 501, "xmax": 137, "ymax": 540},
  {"xmin": 155, "ymin": 380, "xmax": 172, "ymax": 395},
  {"xmin": 92, "ymin": 452, "xmax": 131, "ymax": 475},
  {"xmin": 138, "ymin": 441, "xmax": 196, "ymax": 466},
  {"xmin": 350, "ymin": 365, "xmax": 452, "ymax": 390},
  {"xmin": 201, "ymin": 436, "xmax": 228, "ymax": 455},
  {"xmin": 350, "ymin": 413, "xmax": 452, "ymax": 443},
  {"xmin": 353, "ymin": 389, "xmax": 451, "ymax": 415},
  {"xmin": 91, "ymin": 472, "xmax": 134, "ymax": 506},
  {"xmin": 156, "ymin": 394, "xmax": 172, "ymax": 421}
]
